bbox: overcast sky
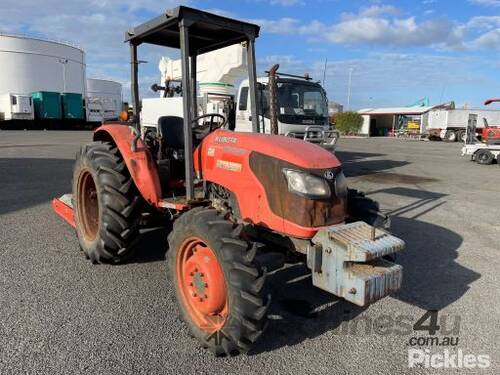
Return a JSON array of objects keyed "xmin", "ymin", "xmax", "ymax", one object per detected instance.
[{"xmin": 1, "ymin": 0, "xmax": 499, "ymax": 109}]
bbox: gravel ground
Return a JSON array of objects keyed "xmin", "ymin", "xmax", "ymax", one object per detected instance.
[{"xmin": 0, "ymin": 130, "xmax": 498, "ymax": 374}]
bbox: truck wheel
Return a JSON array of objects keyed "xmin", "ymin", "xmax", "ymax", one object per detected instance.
[
  {"xmin": 167, "ymin": 207, "xmax": 269, "ymax": 356},
  {"xmin": 456, "ymin": 130, "xmax": 466, "ymax": 143},
  {"xmin": 475, "ymin": 149, "xmax": 494, "ymax": 165},
  {"xmin": 444, "ymin": 130, "xmax": 457, "ymax": 142},
  {"xmin": 72, "ymin": 141, "xmax": 142, "ymax": 263}
]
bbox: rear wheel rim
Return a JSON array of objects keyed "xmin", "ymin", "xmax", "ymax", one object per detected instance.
[
  {"xmin": 77, "ymin": 170, "xmax": 99, "ymax": 241},
  {"xmin": 176, "ymin": 237, "xmax": 228, "ymax": 333}
]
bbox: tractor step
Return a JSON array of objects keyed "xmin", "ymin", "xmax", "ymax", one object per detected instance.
[
  {"xmin": 52, "ymin": 194, "xmax": 75, "ymax": 227},
  {"xmin": 309, "ymin": 221, "xmax": 404, "ymax": 307}
]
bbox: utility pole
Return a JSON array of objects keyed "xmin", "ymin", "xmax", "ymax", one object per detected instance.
[
  {"xmin": 322, "ymin": 58, "xmax": 328, "ymax": 87},
  {"xmin": 347, "ymin": 67, "xmax": 353, "ymax": 111}
]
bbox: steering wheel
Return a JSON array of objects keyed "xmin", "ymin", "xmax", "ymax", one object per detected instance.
[{"xmin": 192, "ymin": 113, "xmax": 227, "ymax": 132}]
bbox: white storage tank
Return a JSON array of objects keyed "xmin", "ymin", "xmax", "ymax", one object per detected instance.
[
  {"xmin": 0, "ymin": 33, "xmax": 86, "ymax": 95},
  {"xmin": 86, "ymin": 78, "xmax": 122, "ymax": 120}
]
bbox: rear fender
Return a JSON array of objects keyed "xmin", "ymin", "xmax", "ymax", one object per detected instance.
[{"xmin": 93, "ymin": 124, "xmax": 162, "ymax": 206}]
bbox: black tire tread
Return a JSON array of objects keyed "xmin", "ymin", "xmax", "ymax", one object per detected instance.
[
  {"xmin": 72, "ymin": 141, "xmax": 142, "ymax": 263},
  {"xmin": 167, "ymin": 207, "xmax": 269, "ymax": 356},
  {"xmin": 475, "ymin": 149, "xmax": 494, "ymax": 165}
]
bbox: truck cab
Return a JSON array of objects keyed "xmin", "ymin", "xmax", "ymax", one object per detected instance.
[{"xmin": 235, "ymin": 76, "xmax": 331, "ymax": 141}]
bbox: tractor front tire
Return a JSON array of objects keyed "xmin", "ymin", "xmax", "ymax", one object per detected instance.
[
  {"xmin": 72, "ymin": 141, "xmax": 142, "ymax": 264},
  {"xmin": 167, "ymin": 207, "xmax": 269, "ymax": 356}
]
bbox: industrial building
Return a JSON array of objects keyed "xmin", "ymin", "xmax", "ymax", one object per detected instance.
[
  {"xmin": 0, "ymin": 33, "xmax": 86, "ymax": 95},
  {"xmin": 357, "ymin": 104, "xmax": 450, "ymax": 137},
  {"xmin": 357, "ymin": 104, "xmax": 500, "ymax": 140}
]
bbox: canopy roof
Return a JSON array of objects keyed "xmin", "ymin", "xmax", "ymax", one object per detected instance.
[{"xmin": 125, "ymin": 6, "xmax": 260, "ymax": 55}]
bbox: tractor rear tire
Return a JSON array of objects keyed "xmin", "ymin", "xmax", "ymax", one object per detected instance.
[
  {"xmin": 475, "ymin": 149, "xmax": 494, "ymax": 165},
  {"xmin": 167, "ymin": 207, "xmax": 269, "ymax": 356},
  {"xmin": 72, "ymin": 141, "xmax": 142, "ymax": 264}
]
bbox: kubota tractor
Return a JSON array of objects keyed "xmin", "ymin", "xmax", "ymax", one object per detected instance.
[{"xmin": 53, "ymin": 6, "xmax": 404, "ymax": 355}]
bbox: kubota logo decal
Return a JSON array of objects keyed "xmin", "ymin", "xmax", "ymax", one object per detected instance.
[
  {"xmin": 215, "ymin": 136, "xmax": 237, "ymax": 144},
  {"xmin": 324, "ymin": 170, "xmax": 335, "ymax": 180}
]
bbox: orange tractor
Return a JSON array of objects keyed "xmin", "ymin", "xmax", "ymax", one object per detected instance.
[{"xmin": 53, "ymin": 6, "xmax": 404, "ymax": 355}]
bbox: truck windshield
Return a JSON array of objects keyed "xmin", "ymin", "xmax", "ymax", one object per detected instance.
[
  {"xmin": 276, "ymin": 81, "xmax": 328, "ymax": 118},
  {"xmin": 257, "ymin": 80, "xmax": 328, "ymax": 124}
]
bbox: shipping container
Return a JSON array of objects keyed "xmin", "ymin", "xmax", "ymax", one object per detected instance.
[
  {"xmin": 32, "ymin": 91, "xmax": 62, "ymax": 119},
  {"xmin": 61, "ymin": 93, "xmax": 84, "ymax": 119}
]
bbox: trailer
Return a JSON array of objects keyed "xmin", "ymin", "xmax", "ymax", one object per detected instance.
[
  {"xmin": 86, "ymin": 78, "xmax": 122, "ymax": 121},
  {"xmin": 0, "ymin": 93, "xmax": 34, "ymax": 121},
  {"xmin": 427, "ymin": 108, "xmax": 500, "ymax": 142},
  {"xmin": 85, "ymin": 97, "xmax": 104, "ymax": 123},
  {"xmin": 462, "ymin": 114, "xmax": 500, "ymax": 165}
]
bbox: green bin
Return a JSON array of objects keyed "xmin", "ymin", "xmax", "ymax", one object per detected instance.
[
  {"xmin": 32, "ymin": 91, "xmax": 62, "ymax": 120},
  {"xmin": 61, "ymin": 93, "xmax": 84, "ymax": 120}
]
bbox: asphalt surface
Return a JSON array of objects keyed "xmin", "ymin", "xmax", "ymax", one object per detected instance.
[{"xmin": 0, "ymin": 131, "xmax": 498, "ymax": 374}]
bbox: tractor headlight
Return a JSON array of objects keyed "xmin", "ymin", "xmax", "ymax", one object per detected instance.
[
  {"xmin": 334, "ymin": 171, "xmax": 348, "ymax": 197},
  {"xmin": 282, "ymin": 169, "xmax": 330, "ymax": 199}
]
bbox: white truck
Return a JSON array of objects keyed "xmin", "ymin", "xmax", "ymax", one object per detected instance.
[
  {"xmin": 141, "ymin": 44, "xmax": 337, "ymax": 147},
  {"xmin": 0, "ymin": 93, "xmax": 34, "ymax": 121},
  {"xmin": 427, "ymin": 108, "xmax": 500, "ymax": 142}
]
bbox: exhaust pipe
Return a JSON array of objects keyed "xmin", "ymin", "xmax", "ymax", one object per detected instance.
[{"xmin": 268, "ymin": 64, "xmax": 279, "ymax": 135}]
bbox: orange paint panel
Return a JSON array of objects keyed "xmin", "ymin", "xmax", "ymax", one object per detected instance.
[
  {"xmin": 195, "ymin": 129, "xmax": 342, "ymax": 238},
  {"xmin": 52, "ymin": 198, "xmax": 75, "ymax": 228},
  {"xmin": 94, "ymin": 124, "xmax": 162, "ymax": 206}
]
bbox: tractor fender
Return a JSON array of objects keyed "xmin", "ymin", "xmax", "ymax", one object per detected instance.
[{"xmin": 93, "ymin": 124, "xmax": 162, "ymax": 206}]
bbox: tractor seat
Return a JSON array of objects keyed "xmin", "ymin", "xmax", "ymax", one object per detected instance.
[{"xmin": 158, "ymin": 116, "xmax": 185, "ymax": 149}]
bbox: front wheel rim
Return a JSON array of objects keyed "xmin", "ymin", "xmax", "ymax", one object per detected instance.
[{"xmin": 176, "ymin": 237, "xmax": 228, "ymax": 333}]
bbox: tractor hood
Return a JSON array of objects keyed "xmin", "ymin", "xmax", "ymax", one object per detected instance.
[
  {"xmin": 206, "ymin": 129, "xmax": 341, "ymax": 169},
  {"xmin": 195, "ymin": 129, "xmax": 346, "ymax": 238}
]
